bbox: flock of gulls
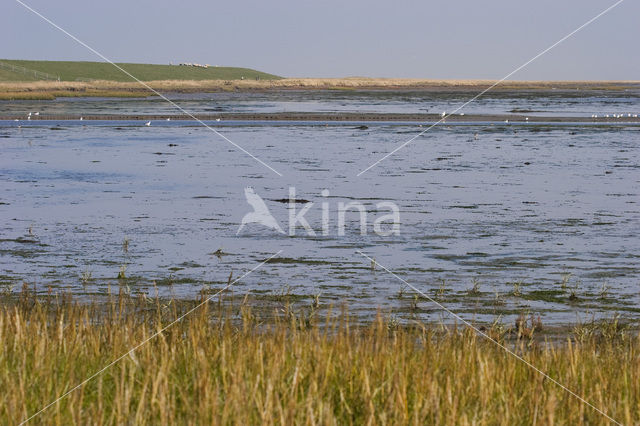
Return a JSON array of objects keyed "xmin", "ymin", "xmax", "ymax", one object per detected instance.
[
  {"xmin": 436, "ymin": 110, "xmax": 639, "ymax": 124},
  {"xmin": 591, "ymin": 113, "xmax": 638, "ymax": 118},
  {"xmin": 438, "ymin": 110, "xmax": 638, "ymax": 121}
]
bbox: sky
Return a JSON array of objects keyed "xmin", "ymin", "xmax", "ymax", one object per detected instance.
[{"xmin": 1, "ymin": 0, "xmax": 638, "ymax": 80}]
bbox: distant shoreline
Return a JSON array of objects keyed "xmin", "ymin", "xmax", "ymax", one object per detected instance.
[{"xmin": 1, "ymin": 78, "xmax": 639, "ymax": 100}]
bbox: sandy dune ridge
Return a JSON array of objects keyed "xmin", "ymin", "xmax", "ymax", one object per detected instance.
[{"xmin": 1, "ymin": 78, "xmax": 638, "ymax": 96}]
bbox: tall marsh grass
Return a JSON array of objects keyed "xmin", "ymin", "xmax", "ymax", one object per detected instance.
[{"xmin": 1, "ymin": 287, "xmax": 637, "ymax": 425}]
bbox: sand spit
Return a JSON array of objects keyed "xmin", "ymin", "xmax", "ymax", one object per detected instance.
[{"xmin": 1, "ymin": 78, "xmax": 639, "ymax": 99}]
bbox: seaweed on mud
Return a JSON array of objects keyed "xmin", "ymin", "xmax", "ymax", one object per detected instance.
[{"xmin": 520, "ymin": 289, "xmax": 566, "ymax": 304}]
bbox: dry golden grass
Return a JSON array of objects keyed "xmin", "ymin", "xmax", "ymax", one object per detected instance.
[
  {"xmin": 0, "ymin": 78, "xmax": 637, "ymax": 99},
  {"xmin": 1, "ymin": 288, "xmax": 637, "ymax": 425}
]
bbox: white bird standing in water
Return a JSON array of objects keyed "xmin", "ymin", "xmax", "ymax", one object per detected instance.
[
  {"xmin": 27, "ymin": 112, "xmax": 31, "ymax": 120},
  {"xmin": 145, "ymin": 121, "xmax": 151, "ymax": 126}
]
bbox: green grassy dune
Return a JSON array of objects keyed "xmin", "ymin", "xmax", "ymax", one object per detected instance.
[
  {"xmin": 0, "ymin": 67, "xmax": 41, "ymax": 82},
  {"xmin": 0, "ymin": 59, "xmax": 281, "ymax": 82}
]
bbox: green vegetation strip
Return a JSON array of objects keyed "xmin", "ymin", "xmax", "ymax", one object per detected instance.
[{"xmin": 0, "ymin": 60, "xmax": 281, "ymax": 82}]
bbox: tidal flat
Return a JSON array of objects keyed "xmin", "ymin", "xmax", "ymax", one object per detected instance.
[{"xmin": 1, "ymin": 88, "xmax": 639, "ymax": 329}]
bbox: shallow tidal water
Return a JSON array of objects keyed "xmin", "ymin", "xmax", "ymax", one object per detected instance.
[
  {"xmin": 1, "ymin": 90, "xmax": 639, "ymax": 326},
  {"xmin": 2, "ymin": 88, "xmax": 640, "ymax": 118}
]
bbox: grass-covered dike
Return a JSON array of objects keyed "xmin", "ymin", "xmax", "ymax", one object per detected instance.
[{"xmin": 0, "ymin": 59, "xmax": 281, "ymax": 82}]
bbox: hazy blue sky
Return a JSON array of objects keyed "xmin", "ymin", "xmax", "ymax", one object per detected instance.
[{"xmin": 2, "ymin": 0, "xmax": 638, "ymax": 79}]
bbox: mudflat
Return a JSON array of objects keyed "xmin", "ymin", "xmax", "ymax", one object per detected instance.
[{"xmin": 3, "ymin": 111, "xmax": 639, "ymax": 123}]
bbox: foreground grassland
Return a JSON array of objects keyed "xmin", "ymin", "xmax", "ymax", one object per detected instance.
[{"xmin": 1, "ymin": 289, "xmax": 637, "ymax": 425}]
